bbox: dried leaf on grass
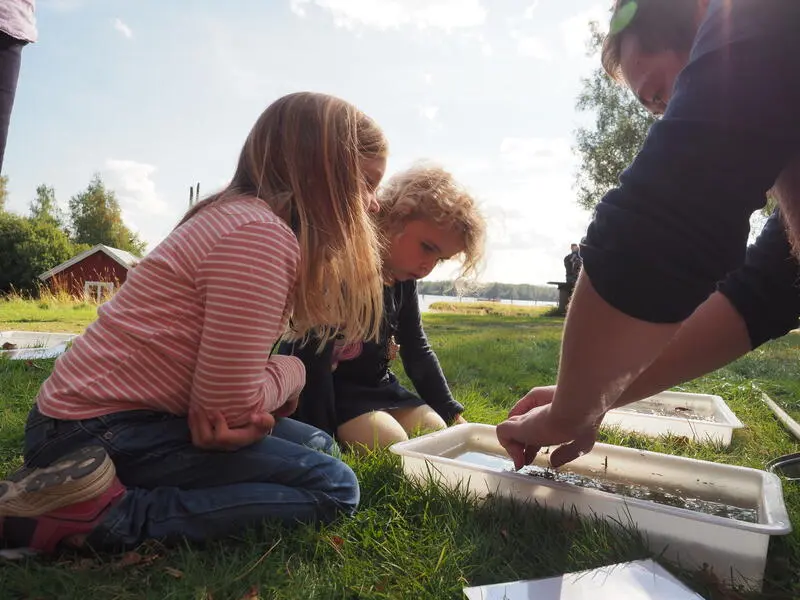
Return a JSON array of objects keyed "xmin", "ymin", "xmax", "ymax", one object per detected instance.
[
  {"xmin": 164, "ymin": 566, "xmax": 184, "ymax": 579},
  {"xmin": 240, "ymin": 585, "xmax": 260, "ymax": 600}
]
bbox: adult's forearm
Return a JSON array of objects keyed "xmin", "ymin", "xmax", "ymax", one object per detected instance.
[
  {"xmin": 548, "ymin": 275, "xmax": 680, "ymax": 427},
  {"xmin": 613, "ymin": 292, "xmax": 751, "ymax": 407}
]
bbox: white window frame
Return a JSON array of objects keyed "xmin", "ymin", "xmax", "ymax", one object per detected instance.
[{"xmin": 84, "ymin": 281, "xmax": 115, "ymax": 302}]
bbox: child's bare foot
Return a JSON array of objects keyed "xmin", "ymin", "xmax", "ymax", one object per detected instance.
[{"xmin": 0, "ymin": 446, "xmax": 124, "ymax": 553}]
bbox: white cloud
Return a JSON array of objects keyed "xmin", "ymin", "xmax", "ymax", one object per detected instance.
[
  {"xmin": 290, "ymin": 0, "xmax": 487, "ymax": 31},
  {"xmin": 424, "ymin": 170, "xmax": 591, "ymax": 284},
  {"xmin": 104, "ymin": 159, "xmax": 169, "ymax": 216},
  {"xmin": 103, "ymin": 159, "xmax": 176, "ymax": 250},
  {"xmin": 465, "ymin": 32, "xmax": 493, "ymax": 56},
  {"xmin": 404, "ymin": 144, "xmax": 591, "ymax": 285},
  {"xmin": 472, "ymin": 138, "xmax": 592, "ymax": 283},
  {"xmin": 499, "ymin": 137, "xmax": 573, "ymax": 172},
  {"xmin": 419, "ymin": 105, "xmax": 439, "ymax": 121},
  {"xmin": 424, "ymin": 72, "xmax": 433, "ymax": 85},
  {"xmin": 561, "ymin": 4, "xmax": 608, "ymax": 57},
  {"xmin": 200, "ymin": 20, "xmax": 275, "ymax": 100},
  {"xmin": 516, "ymin": 35, "xmax": 551, "ymax": 60},
  {"xmin": 479, "ymin": 174, "xmax": 591, "ymax": 284},
  {"xmin": 523, "ymin": 1, "xmax": 539, "ymax": 19},
  {"xmin": 113, "ymin": 18, "xmax": 133, "ymax": 39},
  {"xmin": 290, "ymin": 0, "xmax": 308, "ymax": 17}
]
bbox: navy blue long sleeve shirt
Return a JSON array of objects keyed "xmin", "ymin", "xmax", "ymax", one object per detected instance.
[
  {"xmin": 718, "ymin": 209, "xmax": 800, "ymax": 348},
  {"xmin": 582, "ymin": 0, "xmax": 800, "ymax": 323},
  {"xmin": 279, "ymin": 280, "xmax": 464, "ymax": 435}
]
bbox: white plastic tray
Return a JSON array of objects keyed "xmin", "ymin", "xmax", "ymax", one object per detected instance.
[
  {"xmin": 391, "ymin": 424, "xmax": 791, "ymax": 591},
  {"xmin": 0, "ymin": 331, "xmax": 76, "ymax": 360},
  {"xmin": 604, "ymin": 391, "xmax": 744, "ymax": 446}
]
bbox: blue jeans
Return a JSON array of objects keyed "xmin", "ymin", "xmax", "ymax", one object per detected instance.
[{"xmin": 23, "ymin": 406, "xmax": 359, "ymax": 550}]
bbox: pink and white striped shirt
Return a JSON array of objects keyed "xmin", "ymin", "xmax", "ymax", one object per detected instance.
[{"xmin": 37, "ymin": 196, "xmax": 306, "ymax": 428}]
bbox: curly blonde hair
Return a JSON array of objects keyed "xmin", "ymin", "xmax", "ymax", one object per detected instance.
[{"xmin": 376, "ymin": 163, "xmax": 485, "ymax": 281}]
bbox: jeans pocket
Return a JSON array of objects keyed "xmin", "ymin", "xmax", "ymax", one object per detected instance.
[
  {"xmin": 23, "ymin": 406, "xmax": 87, "ymax": 467},
  {"xmin": 89, "ymin": 410, "xmax": 188, "ymax": 459},
  {"xmin": 23, "ymin": 405, "xmax": 58, "ymax": 454},
  {"xmin": 23, "ymin": 405, "xmax": 54, "ymax": 434}
]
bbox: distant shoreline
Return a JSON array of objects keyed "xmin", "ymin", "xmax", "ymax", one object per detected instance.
[{"xmin": 417, "ymin": 294, "xmax": 557, "ymax": 313}]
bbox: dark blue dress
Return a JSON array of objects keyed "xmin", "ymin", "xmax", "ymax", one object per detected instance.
[{"xmin": 278, "ymin": 280, "xmax": 464, "ymax": 436}]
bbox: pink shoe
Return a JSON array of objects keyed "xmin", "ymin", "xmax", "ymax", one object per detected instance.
[{"xmin": 0, "ymin": 446, "xmax": 125, "ymax": 553}]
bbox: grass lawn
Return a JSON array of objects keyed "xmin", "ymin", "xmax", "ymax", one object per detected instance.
[
  {"xmin": 0, "ymin": 295, "xmax": 98, "ymax": 333},
  {"xmin": 1, "ymin": 300, "xmax": 799, "ymax": 599}
]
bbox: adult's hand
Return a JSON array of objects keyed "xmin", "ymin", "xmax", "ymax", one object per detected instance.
[
  {"xmin": 188, "ymin": 406, "xmax": 275, "ymax": 451},
  {"xmin": 499, "ymin": 385, "xmax": 555, "ymax": 469},
  {"xmin": 497, "ymin": 386, "xmax": 601, "ymax": 469}
]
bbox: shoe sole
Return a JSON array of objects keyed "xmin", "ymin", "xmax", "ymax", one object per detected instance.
[{"xmin": 0, "ymin": 446, "xmax": 116, "ymax": 518}]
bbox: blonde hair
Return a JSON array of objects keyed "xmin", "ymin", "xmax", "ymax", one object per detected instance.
[
  {"xmin": 178, "ymin": 92, "xmax": 388, "ymax": 346},
  {"xmin": 376, "ymin": 163, "xmax": 485, "ymax": 281}
]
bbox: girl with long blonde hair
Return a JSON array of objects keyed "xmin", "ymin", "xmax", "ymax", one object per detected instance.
[{"xmin": 0, "ymin": 92, "xmax": 387, "ymax": 553}]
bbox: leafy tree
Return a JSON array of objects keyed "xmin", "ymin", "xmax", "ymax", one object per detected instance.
[
  {"xmin": 573, "ymin": 24, "xmax": 657, "ymax": 211},
  {"xmin": 29, "ymin": 184, "xmax": 67, "ymax": 229},
  {"xmin": 0, "ymin": 175, "xmax": 8, "ymax": 212},
  {"xmin": 0, "ymin": 212, "xmax": 75, "ymax": 293},
  {"xmin": 68, "ymin": 174, "xmax": 146, "ymax": 255}
]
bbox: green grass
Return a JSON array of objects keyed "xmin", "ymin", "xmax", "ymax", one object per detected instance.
[
  {"xmin": 0, "ymin": 295, "xmax": 97, "ymax": 333},
  {"xmin": 1, "ymin": 303, "xmax": 799, "ymax": 599}
]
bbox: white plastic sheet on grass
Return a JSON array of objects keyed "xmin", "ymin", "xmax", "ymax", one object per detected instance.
[{"xmin": 462, "ymin": 559, "xmax": 702, "ymax": 599}]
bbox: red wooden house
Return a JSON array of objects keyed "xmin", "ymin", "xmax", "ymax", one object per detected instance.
[{"xmin": 38, "ymin": 244, "xmax": 140, "ymax": 300}]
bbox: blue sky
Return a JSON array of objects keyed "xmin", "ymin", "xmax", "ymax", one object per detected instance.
[{"xmin": 5, "ymin": 0, "xmax": 613, "ymax": 285}]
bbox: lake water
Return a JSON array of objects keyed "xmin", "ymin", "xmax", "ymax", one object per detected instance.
[{"xmin": 418, "ymin": 294, "xmax": 556, "ymax": 313}]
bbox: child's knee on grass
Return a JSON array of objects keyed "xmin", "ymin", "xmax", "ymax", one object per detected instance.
[
  {"xmin": 337, "ymin": 411, "xmax": 408, "ymax": 453},
  {"xmin": 392, "ymin": 405, "xmax": 447, "ymax": 436}
]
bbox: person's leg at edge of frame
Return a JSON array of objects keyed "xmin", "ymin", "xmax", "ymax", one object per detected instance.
[
  {"xmin": 0, "ymin": 408, "xmax": 359, "ymax": 553},
  {"xmin": 0, "ymin": 32, "xmax": 25, "ymax": 173}
]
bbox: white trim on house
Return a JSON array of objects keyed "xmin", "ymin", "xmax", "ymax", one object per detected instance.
[
  {"xmin": 38, "ymin": 244, "xmax": 140, "ymax": 282},
  {"xmin": 84, "ymin": 280, "xmax": 115, "ymax": 302}
]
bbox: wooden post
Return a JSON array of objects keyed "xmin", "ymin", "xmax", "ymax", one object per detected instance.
[{"xmin": 188, "ymin": 182, "xmax": 201, "ymax": 208}]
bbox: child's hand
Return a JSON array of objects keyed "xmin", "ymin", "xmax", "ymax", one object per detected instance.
[
  {"xmin": 188, "ymin": 406, "xmax": 275, "ymax": 451},
  {"xmin": 272, "ymin": 393, "xmax": 299, "ymax": 419},
  {"xmin": 452, "ymin": 414, "xmax": 467, "ymax": 425}
]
